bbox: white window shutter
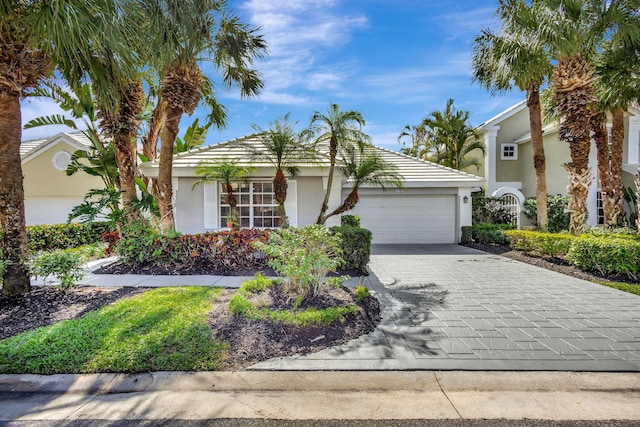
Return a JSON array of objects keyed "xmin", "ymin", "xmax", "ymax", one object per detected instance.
[
  {"xmin": 203, "ymin": 182, "xmax": 219, "ymax": 229},
  {"xmin": 284, "ymin": 180, "xmax": 297, "ymax": 227}
]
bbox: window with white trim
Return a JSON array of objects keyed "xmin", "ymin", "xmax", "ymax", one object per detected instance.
[
  {"xmin": 596, "ymin": 190, "xmax": 604, "ymax": 225},
  {"xmin": 52, "ymin": 151, "xmax": 72, "ymax": 171},
  {"xmin": 501, "ymin": 143, "xmax": 518, "ymax": 160},
  {"xmin": 219, "ymin": 181, "xmax": 280, "ymax": 228}
]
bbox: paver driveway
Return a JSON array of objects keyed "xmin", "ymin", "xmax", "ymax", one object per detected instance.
[{"xmin": 252, "ymin": 244, "xmax": 640, "ymax": 371}]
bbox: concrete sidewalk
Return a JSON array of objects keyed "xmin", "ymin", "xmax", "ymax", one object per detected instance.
[{"xmin": 1, "ymin": 371, "xmax": 639, "ymax": 421}]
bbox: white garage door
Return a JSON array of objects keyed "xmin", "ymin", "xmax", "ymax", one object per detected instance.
[{"xmin": 350, "ymin": 194, "xmax": 457, "ymax": 244}]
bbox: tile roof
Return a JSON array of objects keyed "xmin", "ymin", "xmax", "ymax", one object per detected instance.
[{"xmin": 140, "ymin": 134, "xmax": 483, "ymax": 186}]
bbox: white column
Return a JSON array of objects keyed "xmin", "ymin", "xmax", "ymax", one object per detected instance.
[
  {"xmin": 586, "ymin": 139, "xmax": 598, "ymax": 226},
  {"xmin": 626, "ymin": 115, "xmax": 640, "ymax": 165},
  {"xmin": 483, "ymin": 126, "xmax": 500, "ymax": 193}
]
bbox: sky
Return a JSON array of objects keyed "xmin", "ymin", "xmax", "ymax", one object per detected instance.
[{"xmin": 19, "ymin": 0, "xmax": 525, "ymax": 152}]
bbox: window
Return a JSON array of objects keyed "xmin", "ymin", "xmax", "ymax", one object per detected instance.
[
  {"xmin": 219, "ymin": 181, "xmax": 280, "ymax": 228},
  {"xmin": 501, "ymin": 143, "xmax": 517, "ymax": 160},
  {"xmin": 52, "ymin": 151, "xmax": 72, "ymax": 171},
  {"xmin": 596, "ymin": 191, "xmax": 604, "ymax": 225}
]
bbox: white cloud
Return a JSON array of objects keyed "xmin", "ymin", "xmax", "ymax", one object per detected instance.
[{"xmin": 238, "ymin": 0, "xmax": 367, "ymax": 105}]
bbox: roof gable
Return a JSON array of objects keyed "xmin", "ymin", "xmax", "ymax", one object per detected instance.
[
  {"xmin": 21, "ymin": 132, "xmax": 92, "ymax": 163},
  {"xmin": 476, "ymin": 100, "xmax": 527, "ymax": 130}
]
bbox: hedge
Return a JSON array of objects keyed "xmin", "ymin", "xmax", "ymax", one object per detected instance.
[
  {"xmin": 471, "ymin": 223, "xmax": 515, "ymax": 244},
  {"xmin": 25, "ymin": 222, "xmax": 112, "ymax": 253},
  {"xmin": 505, "ymin": 230, "xmax": 575, "ymax": 258},
  {"xmin": 567, "ymin": 236, "xmax": 640, "ymax": 281},
  {"xmin": 505, "ymin": 229, "xmax": 640, "ymax": 281},
  {"xmin": 331, "ymin": 225, "xmax": 372, "ymax": 275}
]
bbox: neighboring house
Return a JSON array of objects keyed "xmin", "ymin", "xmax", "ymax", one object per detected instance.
[
  {"xmin": 139, "ymin": 137, "xmax": 483, "ymax": 244},
  {"xmin": 20, "ymin": 132, "xmax": 102, "ymax": 225},
  {"xmin": 472, "ymin": 101, "xmax": 640, "ymax": 226}
]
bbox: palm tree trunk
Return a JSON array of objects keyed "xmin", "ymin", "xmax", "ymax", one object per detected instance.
[
  {"xmin": 157, "ymin": 105, "xmax": 181, "ymax": 231},
  {"xmin": 324, "ymin": 188, "xmax": 359, "ymax": 222},
  {"xmin": 553, "ymin": 56, "xmax": 596, "ymax": 235},
  {"xmin": 141, "ymin": 98, "xmax": 167, "ymax": 204},
  {"xmin": 0, "ymin": 93, "xmax": 30, "ymax": 295},
  {"xmin": 592, "ymin": 112, "xmax": 615, "ymax": 227},
  {"xmin": 273, "ymin": 169, "xmax": 289, "ymax": 228},
  {"xmin": 316, "ymin": 136, "xmax": 337, "ymax": 225},
  {"xmin": 611, "ymin": 108, "xmax": 625, "ymax": 225},
  {"xmin": 526, "ymin": 86, "xmax": 548, "ymax": 231},
  {"xmin": 113, "ymin": 135, "xmax": 141, "ymax": 221}
]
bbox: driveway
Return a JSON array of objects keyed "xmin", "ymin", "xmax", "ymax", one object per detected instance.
[{"xmin": 252, "ymin": 244, "xmax": 640, "ymax": 371}]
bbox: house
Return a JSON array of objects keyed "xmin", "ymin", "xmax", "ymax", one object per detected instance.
[
  {"xmin": 472, "ymin": 101, "xmax": 640, "ymax": 226},
  {"xmin": 20, "ymin": 132, "xmax": 103, "ymax": 225},
  {"xmin": 139, "ymin": 137, "xmax": 484, "ymax": 244}
]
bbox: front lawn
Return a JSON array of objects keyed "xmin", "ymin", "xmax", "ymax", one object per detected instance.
[{"xmin": 0, "ymin": 287, "xmax": 225, "ymax": 374}]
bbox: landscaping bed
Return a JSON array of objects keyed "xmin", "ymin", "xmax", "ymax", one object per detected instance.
[{"xmin": 0, "ymin": 283, "xmax": 380, "ymax": 372}]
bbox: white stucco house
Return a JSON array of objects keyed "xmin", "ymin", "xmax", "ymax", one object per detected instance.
[
  {"xmin": 20, "ymin": 132, "xmax": 102, "ymax": 225},
  {"xmin": 139, "ymin": 136, "xmax": 484, "ymax": 244},
  {"xmin": 471, "ymin": 101, "xmax": 640, "ymax": 226}
]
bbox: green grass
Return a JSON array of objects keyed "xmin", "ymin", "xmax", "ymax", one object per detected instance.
[
  {"xmin": 596, "ymin": 280, "xmax": 640, "ymax": 296},
  {"xmin": 0, "ymin": 287, "xmax": 225, "ymax": 374}
]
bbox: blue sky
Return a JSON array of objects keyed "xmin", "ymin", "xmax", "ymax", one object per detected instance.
[{"xmin": 20, "ymin": 0, "xmax": 525, "ymax": 151}]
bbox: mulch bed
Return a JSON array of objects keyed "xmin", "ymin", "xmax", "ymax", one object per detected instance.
[
  {"xmin": 464, "ymin": 242, "xmax": 639, "ymax": 284},
  {"xmin": 209, "ymin": 284, "xmax": 381, "ymax": 370}
]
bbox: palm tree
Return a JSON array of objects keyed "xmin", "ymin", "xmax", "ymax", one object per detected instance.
[
  {"xmin": 472, "ymin": 22, "xmax": 553, "ymax": 230},
  {"xmin": 398, "ymin": 123, "xmax": 433, "ymax": 159},
  {"xmin": 141, "ymin": 0, "xmax": 267, "ymax": 231},
  {"xmin": 0, "ymin": 0, "xmax": 136, "ymax": 295},
  {"xmin": 422, "ymin": 99, "xmax": 485, "ymax": 171},
  {"xmin": 323, "ymin": 144, "xmax": 404, "ymax": 221},
  {"xmin": 193, "ymin": 160, "xmax": 255, "ymax": 228},
  {"xmin": 309, "ymin": 103, "xmax": 370, "ymax": 225},
  {"xmin": 248, "ymin": 114, "xmax": 314, "ymax": 228},
  {"xmin": 515, "ymin": 0, "xmax": 640, "ymax": 234},
  {"xmin": 594, "ymin": 38, "xmax": 640, "ymax": 227}
]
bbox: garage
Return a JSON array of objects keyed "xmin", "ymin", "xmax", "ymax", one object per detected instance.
[{"xmin": 349, "ymin": 193, "xmax": 457, "ymax": 244}]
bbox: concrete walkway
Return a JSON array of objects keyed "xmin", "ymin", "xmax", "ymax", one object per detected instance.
[
  {"xmin": 2, "ymin": 371, "xmax": 640, "ymax": 421},
  {"xmin": 252, "ymin": 245, "xmax": 640, "ymax": 371}
]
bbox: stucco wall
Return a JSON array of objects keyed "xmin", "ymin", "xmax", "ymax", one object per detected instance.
[{"xmin": 23, "ymin": 141, "xmax": 102, "ymax": 197}]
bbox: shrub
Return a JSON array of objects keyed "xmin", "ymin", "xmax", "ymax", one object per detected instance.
[
  {"xmin": 115, "ymin": 222, "xmax": 269, "ymax": 272},
  {"xmin": 255, "ymin": 225, "xmax": 343, "ymax": 300},
  {"xmin": 461, "ymin": 226, "xmax": 473, "ymax": 244},
  {"xmin": 354, "ymin": 285, "xmax": 370, "ymax": 302},
  {"xmin": 341, "ymin": 215, "xmax": 361, "ymax": 228},
  {"xmin": 505, "ymin": 230, "xmax": 575, "ymax": 258},
  {"xmin": 523, "ymin": 195, "xmax": 570, "ymax": 232},
  {"xmin": 567, "ymin": 236, "xmax": 640, "ymax": 281},
  {"xmin": 331, "ymin": 225, "xmax": 372, "ymax": 274},
  {"xmin": 32, "ymin": 250, "xmax": 85, "ymax": 289},
  {"xmin": 472, "ymin": 191, "xmax": 516, "ymax": 225},
  {"xmin": 0, "ymin": 252, "xmax": 10, "ymax": 283},
  {"xmin": 471, "ymin": 223, "xmax": 514, "ymax": 244},
  {"xmin": 25, "ymin": 222, "xmax": 111, "ymax": 253}
]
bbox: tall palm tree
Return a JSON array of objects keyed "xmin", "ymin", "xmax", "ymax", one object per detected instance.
[
  {"xmin": 141, "ymin": 0, "xmax": 266, "ymax": 231},
  {"xmin": 516, "ymin": 0, "xmax": 640, "ymax": 234},
  {"xmin": 0, "ymin": 0, "xmax": 136, "ymax": 295},
  {"xmin": 193, "ymin": 160, "xmax": 255, "ymax": 228},
  {"xmin": 422, "ymin": 99, "xmax": 485, "ymax": 171},
  {"xmin": 309, "ymin": 103, "xmax": 370, "ymax": 225},
  {"xmin": 594, "ymin": 37, "xmax": 640, "ymax": 227},
  {"xmin": 472, "ymin": 22, "xmax": 553, "ymax": 230},
  {"xmin": 323, "ymin": 144, "xmax": 404, "ymax": 221},
  {"xmin": 248, "ymin": 114, "xmax": 314, "ymax": 228}
]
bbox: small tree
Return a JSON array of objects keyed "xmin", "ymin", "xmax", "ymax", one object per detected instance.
[
  {"xmin": 192, "ymin": 160, "xmax": 255, "ymax": 228},
  {"xmin": 248, "ymin": 114, "xmax": 315, "ymax": 228}
]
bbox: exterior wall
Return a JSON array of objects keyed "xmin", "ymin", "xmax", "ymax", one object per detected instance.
[
  {"xmin": 173, "ymin": 175, "xmax": 330, "ymax": 234},
  {"xmin": 518, "ymin": 132, "xmax": 571, "ymax": 199},
  {"xmin": 22, "ymin": 141, "xmax": 102, "ymax": 197}
]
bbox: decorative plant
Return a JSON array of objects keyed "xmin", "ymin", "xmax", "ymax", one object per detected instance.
[{"xmin": 255, "ymin": 225, "xmax": 343, "ymax": 301}]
